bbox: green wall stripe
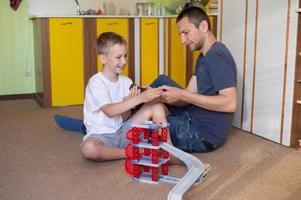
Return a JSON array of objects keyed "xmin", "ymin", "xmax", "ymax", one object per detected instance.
[{"xmin": 0, "ymin": 0, "xmax": 35, "ymax": 95}]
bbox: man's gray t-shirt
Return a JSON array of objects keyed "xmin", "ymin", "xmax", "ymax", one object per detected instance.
[{"xmin": 190, "ymin": 42, "xmax": 237, "ymax": 146}]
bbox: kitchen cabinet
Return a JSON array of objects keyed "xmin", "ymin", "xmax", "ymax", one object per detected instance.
[
  {"xmin": 33, "ymin": 18, "xmax": 84, "ymax": 107},
  {"xmin": 49, "ymin": 18, "xmax": 84, "ymax": 106},
  {"xmin": 140, "ymin": 18, "xmax": 159, "ymax": 86},
  {"xmin": 165, "ymin": 18, "xmax": 187, "ymax": 88}
]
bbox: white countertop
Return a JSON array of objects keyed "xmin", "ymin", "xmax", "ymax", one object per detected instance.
[{"xmin": 29, "ymin": 13, "xmax": 219, "ymax": 19}]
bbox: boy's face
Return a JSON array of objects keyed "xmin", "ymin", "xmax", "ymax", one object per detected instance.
[
  {"xmin": 177, "ymin": 16, "xmax": 206, "ymax": 51},
  {"xmin": 100, "ymin": 44, "xmax": 128, "ymax": 74}
]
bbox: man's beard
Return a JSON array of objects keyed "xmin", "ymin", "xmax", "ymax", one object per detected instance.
[{"xmin": 191, "ymin": 40, "xmax": 203, "ymax": 52}]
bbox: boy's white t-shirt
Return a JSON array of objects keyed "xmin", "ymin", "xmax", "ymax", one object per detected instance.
[{"xmin": 83, "ymin": 72, "xmax": 132, "ymax": 138}]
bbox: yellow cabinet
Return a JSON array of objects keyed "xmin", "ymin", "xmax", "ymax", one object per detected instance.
[
  {"xmin": 96, "ymin": 18, "xmax": 130, "ymax": 76},
  {"xmin": 140, "ymin": 18, "xmax": 159, "ymax": 86},
  {"xmin": 166, "ymin": 18, "xmax": 187, "ymax": 87},
  {"xmin": 49, "ymin": 18, "xmax": 84, "ymax": 106}
]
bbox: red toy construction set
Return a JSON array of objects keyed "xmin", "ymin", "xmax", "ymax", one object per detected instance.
[{"xmin": 124, "ymin": 121, "xmax": 211, "ymax": 200}]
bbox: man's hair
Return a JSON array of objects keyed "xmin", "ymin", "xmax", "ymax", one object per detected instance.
[
  {"xmin": 96, "ymin": 32, "xmax": 127, "ymax": 55},
  {"xmin": 176, "ymin": 6, "xmax": 211, "ymax": 31}
]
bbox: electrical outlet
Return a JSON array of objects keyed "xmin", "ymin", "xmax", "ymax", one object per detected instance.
[{"xmin": 24, "ymin": 67, "xmax": 32, "ymax": 77}]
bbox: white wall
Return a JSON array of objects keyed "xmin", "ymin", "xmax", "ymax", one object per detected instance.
[
  {"xmin": 27, "ymin": 0, "xmax": 188, "ymax": 16},
  {"xmin": 28, "ymin": 0, "xmax": 93, "ymax": 15},
  {"xmin": 221, "ymin": 0, "xmax": 246, "ymax": 129},
  {"xmin": 221, "ymin": 0, "xmax": 299, "ymax": 145},
  {"xmin": 28, "ymin": 0, "xmax": 148, "ymax": 16}
]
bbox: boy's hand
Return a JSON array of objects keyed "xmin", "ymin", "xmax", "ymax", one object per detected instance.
[
  {"xmin": 124, "ymin": 85, "xmax": 143, "ymax": 101},
  {"xmin": 129, "ymin": 84, "xmax": 147, "ymax": 93},
  {"xmin": 129, "ymin": 85, "xmax": 140, "ymax": 97},
  {"xmin": 139, "ymin": 88, "xmax": 163, "ymax": 103}
]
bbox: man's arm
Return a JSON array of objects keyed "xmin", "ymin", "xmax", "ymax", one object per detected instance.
[
  {"xmin": 160, "ymin": 75, "xmax": 237, "ymax": 113},
  {"xmin": 183, "ymin": 87, "xmax": 237, "ymax": 112}
]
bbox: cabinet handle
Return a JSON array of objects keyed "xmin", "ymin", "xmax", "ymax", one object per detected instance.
[
  {"xmin": 107, "ymin": 22, "xmax": 119, "ymax": 25},
  {"xmin": 60, "ymin": 22, "xmax": 73, "ymax": 25},
  {"xmin": 144, "ymin": 22, "xmax": 155, "ymax": 25}
]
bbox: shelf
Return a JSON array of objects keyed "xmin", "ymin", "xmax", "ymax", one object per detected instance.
[
  {"xmin": 30, "ymin": 13, "xmax": 219, "ymax": 19},
  {"xmin": 299, "ymin": 52, "xmax": 301, "ymax": 56},
  {"xmin": 297, "ymin": 8, "xmax": 301, "ymax": 13},
  {"xmin": 297, "ymin": 100, "xmax": 301, "ymax": 105},
  {"xmin": 298, "ymin": 80, "xmax": 301, "ymax": 83}
]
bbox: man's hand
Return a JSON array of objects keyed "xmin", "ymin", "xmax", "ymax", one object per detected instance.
[{"xmin": 159, "ymin": 85, "xmax": 184, "ymax": 104}]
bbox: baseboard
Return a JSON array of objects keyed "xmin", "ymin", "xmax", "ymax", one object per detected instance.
[
  {"xmin": 0, "ymin": 94, "xmax": 35, "ymax": 101},
  {"xmin": 33, "ymin": 93, "xmax": 45, "ymax": 107},
  {"xmin": 0, "ymin": 93, "xmax": 48, "ymax": 108}
]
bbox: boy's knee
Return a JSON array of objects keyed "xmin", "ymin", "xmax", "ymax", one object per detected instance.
[
  {"xmin": 151, "ymin": 103, "xmax": 167, "ymax": 119},
  {"xmin": 152, "ymin": 103, "xmax": 165, "ymax": 112},
  {"xmin": 144, "ymin": 102, "xmax": 164, "ymax": 112},
  {"xmin": 81, "ymin": 140, "xmax": 100, "ymax": 160}
]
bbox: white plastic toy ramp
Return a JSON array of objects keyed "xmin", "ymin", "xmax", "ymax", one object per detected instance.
[{"xmin": 161, "ymin": 143, "xmax": 208, "ymax": 200}]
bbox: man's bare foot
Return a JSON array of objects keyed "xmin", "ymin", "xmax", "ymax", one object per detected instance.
[{"xmin": 202, "ymin": 163, "xmax": 211, "ymax": 178}]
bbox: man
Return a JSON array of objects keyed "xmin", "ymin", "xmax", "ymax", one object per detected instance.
[{"xmin": 55, "ymin": 6, "xmax": 237, "ymax": 153}]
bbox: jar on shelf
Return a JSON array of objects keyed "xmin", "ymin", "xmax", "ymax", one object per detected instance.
[
  {"xmin": 145, "ymin": 2, "xmax": 154, "ymax": 16},
  {"xmin": 136, "ymin": 3, "xmax": 145, "ymax": 16}
]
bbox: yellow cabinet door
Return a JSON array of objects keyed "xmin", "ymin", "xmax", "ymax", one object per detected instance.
[
  {"xmin": 96, "ymin": 18, "xmax": 129, "ymax": 76},
  {"xmin": 140, "ymin": 18, "xmax": 159, "ymax": 86},
  {"xmin": 167, "ymin": 18, "xmax": 187, "ymax": 88},
  {"xmin": 49, "ymin": 18, "xmax": 84, "ymax": 106}
]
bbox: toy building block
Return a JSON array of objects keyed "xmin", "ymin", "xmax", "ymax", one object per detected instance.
[
  {"xmin": 161, "ymin": 127, "xmax": 168, "ymax": 142},
  {"xmin": 162, "ymin": 163, "xmax": 169, "ymax": 176},
  {"xmin": 125, "ymin": 121, "xmax": 170, "ymax": 184},
  {"xmin": 125, "ymin": 120, "xmax": 211, "ymax": 200},
  {"xmin": 151, "ymin": 129, "xmax": 159, "ymax": 146}
]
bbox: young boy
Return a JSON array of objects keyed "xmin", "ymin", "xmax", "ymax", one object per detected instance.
[{"xmin": 81, "ymin": 32, "xmax": 167, "ymax": 161}]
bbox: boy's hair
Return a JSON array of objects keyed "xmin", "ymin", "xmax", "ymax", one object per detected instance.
[
  {"xmin": 96, "ymin": 32, "xmax": 127, "ymax": 55},
  {"xmin": 176, "ymin": 6, "xmax": 211, "ymax": 31}
]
